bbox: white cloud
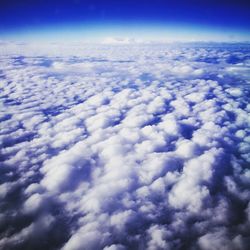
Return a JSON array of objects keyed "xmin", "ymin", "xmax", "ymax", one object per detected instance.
[
  {"xmin": 102, "ymin": 37, "xmax": 137, "ymax": 44},
  {"xmin": 0, "ymin": 42, "xmax": 249, "ymax": 250}
]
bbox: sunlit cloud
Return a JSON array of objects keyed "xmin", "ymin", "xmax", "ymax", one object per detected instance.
[{"xmin": 0, "ymin": 41, "xmax": 250, "ymax": 249}]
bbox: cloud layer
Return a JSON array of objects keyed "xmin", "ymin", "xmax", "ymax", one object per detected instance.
[{"xmin": 0, "ymin": 42, "xmax": 250, "ymax": 250}]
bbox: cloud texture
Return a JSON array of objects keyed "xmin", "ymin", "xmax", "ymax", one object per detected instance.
[{"xmin": 0, "ymin": 42, "xmax": 250, "ymax": 250}]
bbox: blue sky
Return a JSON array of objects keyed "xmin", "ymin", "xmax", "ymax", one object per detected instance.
[{"xmin": 0, "ymin": 0, "xmax": 250, "ymax": 41}]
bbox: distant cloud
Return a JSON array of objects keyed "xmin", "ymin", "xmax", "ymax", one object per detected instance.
[{"xmin": 102, "ymin": 37, "xmax": 137, "ymax": 44}]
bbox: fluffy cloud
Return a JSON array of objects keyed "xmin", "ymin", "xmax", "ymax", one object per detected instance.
[{"xmin": 0, "ymin": 42, "xmax": 250, "ymax": 250}]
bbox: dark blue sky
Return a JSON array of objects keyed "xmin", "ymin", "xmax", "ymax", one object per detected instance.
[{"xmin": 0, "ymin": 0, "xmax": 250, "ymax": 41}]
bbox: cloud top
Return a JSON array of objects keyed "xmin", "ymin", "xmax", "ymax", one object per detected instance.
[{"xmin": 0, "ymin": 42, "xmax": 250, "ymax": 250}]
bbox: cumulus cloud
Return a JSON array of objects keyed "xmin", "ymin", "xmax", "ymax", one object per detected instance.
[{"xmin": 0, "ymin": 42, "xmax": 250, "ymax": 250}]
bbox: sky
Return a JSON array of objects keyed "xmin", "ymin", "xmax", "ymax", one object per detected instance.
[{"xmin": 0, "ymin": 0, "xmax": 250, "ymax": 42}]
